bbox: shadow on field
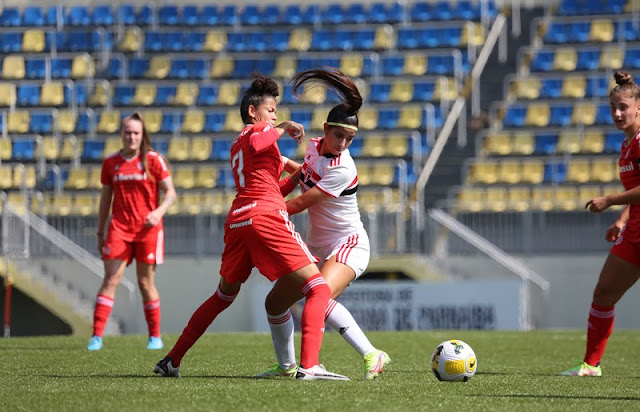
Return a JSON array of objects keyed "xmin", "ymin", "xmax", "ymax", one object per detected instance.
[
  {"xmin": 39, "ymin": 374, "xmax": 261, "ymax": 380},
  {"xmin": 468, "ymin": 394, "xmax": 640, "ymax": 402}
]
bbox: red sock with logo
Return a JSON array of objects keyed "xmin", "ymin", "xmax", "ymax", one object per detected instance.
[
  {"xmin": 299, "ymin": 274, "xmax": 330, "ymax": 369},
  {"xmin": 92, "ymin": 294, "xmax": 113, "ymax": 337},
  {"xmin": 584, "ymin": 303, "xmax": 615, "ymax": 366},
  {"xmin": 144, "ymin": 299, "xmax": 161, "ymax": 337},
  {"xmin": 168, "ymin": 287, "xmax": 237, "ymax": 366}
]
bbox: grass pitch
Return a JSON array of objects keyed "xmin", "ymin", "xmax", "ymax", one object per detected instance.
[{"xmin": 1, "ymin": 330, "xmax": 640, "ymax": 411}]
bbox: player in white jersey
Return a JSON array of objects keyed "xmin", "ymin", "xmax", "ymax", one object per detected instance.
[{"xmin": 259, "ymin": 67, "xmax": 390, "ymax": 380}]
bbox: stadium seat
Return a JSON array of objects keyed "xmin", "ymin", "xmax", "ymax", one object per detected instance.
[
  {"xmin": 119, "ymin": 28, "xmax": 141, "ymax": 52},
  {"xmin": 0, "ymin": 84, "xmax": 17, "ymax": 107},
  {"xmin": 173, "ymin": 83, "xmax": 198, "ymax": 106},
  {"xmin": 210, "ymin": 57, "xmax": 234, "ymax": 79},
  {"xmin": 467, "ymin": 160, "xmax": 498, "ymax": 184},
  {"xmin": 288, "ymin": 28, "xmax": 312, "ymax": 52},
  {"xmin": 7, "ymin": 111, "xmax": 30, "ymax": 133},
  {"xmin": 485, "ymin": 187, "xmax": 508, "ymax": 212},
  {"xmin": 65, "ymin": 166, "xmax": 90, "ymax": 189},
  {"xmin": 1, "ymin": 55, "xmax": 25, "ymax": 80},
  {"xmin": 167, "ymin": 137, "xmax": 190, "ymax": 162},
  {"xmin": 10, "ymin": 164, "xmax": 34, "ymax": 191},
  {"xmin": 0, "ymin": 165, "xmax": 12, "ymax": 189},
  {"xmin": 604, "ymin": 131, "xmax": 622, "ymax": 153},
  {"xmin": 566, "ymin": 158, "xmax": 591, "ymax": 183},
  {"xmin": 181, "ymin": 110, "xmax": 205, "ymax": 134},
  {"xmin": 455, "ymin": 187, "xmax": 485, "ymax": 213},
  {"xmin": 497, "ymin": 159, "xmax": 522, "ymax": 184},
  {"xmin": 40, "ymin": 82, "xmax": 65, "ymax": 106},
  {"xmin": 194, "ymin": 165, "xmax": 218, "ymax": 188},
  {"xmin": 131, "ymin": 84, "xmax": 157, "ymax": 106},
  {"xmin": 72, "ymin": 192, "xmax": 98, "ymax": 216},
  {"xmin": 525, "ymin": 103, "xmax": 551, "ymax": 127},
  {"xmin": 506, "ymin": 186, "xmax": 531, "ymax": 212},
  {"xmin": 71, "ymin": 54, "xmax": 94, "ymax": 78},
  {"xmin": 223, "ymin": 109, "xmax": 243, "ymax": 132},
  {"xmin": 203, "ymin": 30, "xmax": 226, "ymax": 52},
  {"xmin": 96, "ymin": 110, "xmax": 120, "ymax": 134},
  {"xmin": 22, "ymin": 29, "xmax": 45, "ymax": 53},
  {"xmin": 591, "ymin": 158, "xmax": 617, "ymax": 182},
  {"xmin": 145, "ymin": 57, "xmax": 170, "ymax": 80},
  {"xmin": 217, "ymin": 82, "xmax": 240, "ymax": 106},
  {"xmin": 173, "ymin": 167, "xmax": 196, "ymax": 189},
  {"xmin": 190, "ymin": 136, "xmax": 212, "ymax": 161},
  {"xmin": 520, "ymin": 160, "xmax": 545, "ymax": 184}
]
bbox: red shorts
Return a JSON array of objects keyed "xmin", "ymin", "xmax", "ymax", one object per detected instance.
[
  {"xmin": 220, "ymin": 210, "xmax": 317, "ymax": 283},
  {"xmin": 610, "ymin": 233, "xmax": 640, "ymax": 266},
  {"xmin": 102, "ymin": 224, "xmax": 164, "ymax": 265}
]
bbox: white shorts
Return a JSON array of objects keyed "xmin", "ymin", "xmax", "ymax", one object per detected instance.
[{"xmin": 308, "ymin": 227, "xmax": 370, "ymax": 280}]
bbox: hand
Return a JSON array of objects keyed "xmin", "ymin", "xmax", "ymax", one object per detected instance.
[
  {"xmin": 605, "ymin": 223, "xmax": 623, "ymax": 242},
  {"xmin": 97, "ymin": 234, "xmax": 104, "ymax": 253},
  {"xmin": 585, "ymin": 196, "xmax": 610, "ymax": 213},
  {"xmin": 145, "ymin": 210, "xmax": 162, "ymax": 227},
  {"xmin": 276, "ymin": 121, "xmax": 305, "ymax": 142}
]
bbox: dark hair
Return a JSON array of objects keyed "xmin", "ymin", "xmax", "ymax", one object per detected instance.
[
  {"xmin": 291, "ymin": 67, "xmax": 363, "ymax": 129},
  {"xmin": 240, "ymin": 72, "xmax": 280, "ymax": 124},
  {"xmin": 610, "ymin": 71, "xmax": 640, "ymax": 100},
  {"xmin": 120, "ymin": 111, "xmax": 157, "ymax": 181}
]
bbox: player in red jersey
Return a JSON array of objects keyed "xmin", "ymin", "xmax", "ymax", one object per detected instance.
[
  {"xmin": 87, "ymin": 112, "xmax": 176, "ymax": 351},
  {"xmin": 560, "ymin": 71, "xmax": 640, "ymax": 376},
  {"xmin": 154, "ymin": 73, "xmax": 349, "ymax": 380},
  {"xmin": 256, "ymin": 68, "xmax": 390, "ymax": 380}
]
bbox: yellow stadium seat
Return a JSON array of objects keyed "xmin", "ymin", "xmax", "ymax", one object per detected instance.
[
  {"xmin": 119, "ymin": 28, "xmax": 142, "ymax": 52},
  {"xmin": 60, "ymin": 136, "xmax": 81, "ymax": 161},
  {"xmin": 553, "ymin": 47, "xmax": 578, "ymax": 71},
  {"xmin": 89, "ymin": 81, "xmax": 111, "ymax": 106},
  {"xmin": 340, "ymin": 54, "xmax": 363, "ymax": 78},
  {"xmin": 403, "ymin": 53, "xmax": 427, "ymax": 76},
  {"xmin": 0, "ymin": 165, "xmax": 12, "ymax": 189},
  {"xmin": 483, "ymin": 133, "xmax": 512, "ymax": 156},
  {"xmin": 195, "ymin": 165, "xmax": 218, "ymax": 188},
  {"xmin": 145, "ymin": 56, "xmax": 170, "ymax": 79},
  {"xmin": 203, "ymin": 30, "xmax": 227, "ymax": 52},
  {"xmin": 299, "ymin": 84, "xmax": 326, "ymax": 104},
  {"xmin": 506, "ymin": 186, "xmax": 531, "ymax": 212},
  {"xmin": 217, "ymin": 82, "xmax": 240, "ymax": 105},
  {"xmin": 72, "ymin": 192, "xmax": 97, "ymax": 216},
  {"xmin": 288, "ymin": 28, "xmax": 311, "ymax": 51},
  {"xmin": 173, "ymin": 83, "xmax": 198, "ymax": 106},
  {"xmin": 513, "ymin": 78, "xmax": 540, "ymax": 99},
  {"xmin": 468, "ymin": 160, "xmax": 498, "ymax": 184},
  {"xmin": 356, "ymin": 162, "xmax": 372, "ymax": 185},
  {"xmin": 1, "ymin": 55, "xmax": 25, "ymax": 79},
  {"xmin": 17, "ymin": 164, "xmax": 35, "ymax": 189},
  {"xmin": 602, "ymin": 183, "xmax": 624, "ymax": 211},
  {"xmin": 358, "ymin": 107, "xmax": 378, "ymax": 130},
  {"xmin": 88, "ymin": 167, "xmax": 102, "ymax": 189},
  {"xmin": 142, "ymin": 110, "xmax": 162, "ymax": 134},
  {"xmin": 456, "ymin": 187, "xmax": 485, "ymax": 213},
  {"xmin": 8, "ymin": 111, "xmax": 30, "ymax": 133},
  {"xmin": 578, "ymin": 185, "xmax": 602, "ymax": 205},
  {"xmin": 131, "ymin": 83, "xmax": 156, "ymax": 106},
  {"xmin": 57, "ymin": 110, "xmax": 76, "ymax": 134},
  {"xmin": 103, "ymin": 136, "xmax": 121, "ymax": 157},
  {"xmin": 65, "ymin": 167, "xmax": 90, "ymax": 190},
  {"xmin": 566, "ymin": 158, "xmax": 591, "ymax": 183},
  {"xmin": 386, "ymin": 133, "xmax": 409, "ymax": 157},
  {"xmin": 560, "ymin": 75, "xmax": 586, "ymax": 98},
  {"xmin": 22, "ymin": 29, "xmax": 45, "ymax": 53},
  {"xmin": 181, "ymin": 110, "xmax": 205, "ymax": 133},
  {"xmin": 557, "ymin": 130, "xmax": 581, "ymax": 154},
  {"xmin": 497, "ymin": 159, "xmax": 522, "ymax": 184},
  {"xmin": 555, "ymin": 186, "xmax": 579, "ymax": 211},
  {"xmin": 581, "ymin": 130, "xmax": 604, "ymax": 153},
  {"xmin": 373, "ymin": 25, "xmax": 393, "ymax": 50},
  {"xmin": 524, "ymin": 103, "xmax": 550, "ymax": 127},
  {"xmin": 273, "ymin": 55, "xmax": 297, "ymax": 78},
  {"xmin": 167, "ymin": 137, "xmax": 190, "ymax": 162},
  {"xmin": 178, "ymin": 191, "xmax": 202, "ymax": 215},
  {"xmin": 210, "ymin": 57, "xmax": 234, "ymax": 79},
  {"xmin": 485, "ymin": 187, "xmax": 508, "ymax": 212},
  {"xmin": 172, "ymin": 167, "xmax": 195, "ymax": 189},
  {"xmin": 190, "ymin": 136, "xmax": 212, "ymax": 161},
  {"xmin": 71, "ymin": 54, "xmax": 95, "ymax": 78},
  {"xmin": 358, "ymin": 188, "xmax": 382, "ymax": 213},
  {"xmin": 599, "ymin": 46, "xmax": 623, "ymax": 70},
  {"xmin": 591, "ymin": 158, "xmax": 617, "ymax": 182},
  {"xmin": 48, "ymin": 192, "xmax": 73, "ymax": 216},
  {"xmin": 40, "ymin": 82, "xmax": 65, "ymax": 106},
  {"xmin": 572, "ymin": 102, "xmax": 596, "ymax": 126},
  {"xmin": 311, "ymin": 107, "xmax": 330, "ymax": 130},
  {"xmin": 6, "ymin": 192, "xmax": 27, "ymax": 215},
  {"xmin": 37, "ymin": 136, "xmax": 59, "ymax": 161},
  {"xmin": 97, "ymin": 110, "xmax": 120, "ymax": 134},
  {"xmin": 520, "ymin": 159, "xmax": 545, "ymax": 184},
  {"xmin": 390, "ymin": 81, "xmax": 413, "ymax": 103},
  {"xmin": 166, "ymin": 194, "xmax": 180, "ymax": 215},
  {"xmin": 223, "ymin": 109, "xmax": 243, "ymax": 132},
  {"xmin": 0, "ymin": 83, "xmax": 16, "ymax": 107},
  {"xmin": 531, "ymin": 186, "xmax": 555, "ymax": 211},
  {"xmin": 370, "ymin": 162, "xmax": 395, "ymax": 185},
  {"xmin": 511, "ymin": 131, "xmax": 535, "ymax": 155},
  {"xmin": 277, "ymin": 107, "xmax": 290, "ymax": 123},
  {"xmin": 0, "ymin": 138, "xmax": 11, "ymax": 160},
  {"xmin": 362, "ymin": 134, "xmax": 386, "ymax": 157},
  {"xmin": 202, "ymin": 190, "xmax": 234, "ymax": 215},
  {"xmin": 590, "ymin": 19, "xmax": 614, "ymax": 42},
  {"xmin": 397, "ymin": 105, "xmax": 422, "ymax": 129}
]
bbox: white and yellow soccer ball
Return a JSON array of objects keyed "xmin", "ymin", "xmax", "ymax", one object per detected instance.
[{"xmin": 430, "ymin": 339, "xmax": 477, "ymax": 382}]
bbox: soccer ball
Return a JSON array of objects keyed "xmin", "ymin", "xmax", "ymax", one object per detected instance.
[{"xmin": 430, "ymin": 339, "xmax": 477, "ymax": 382}]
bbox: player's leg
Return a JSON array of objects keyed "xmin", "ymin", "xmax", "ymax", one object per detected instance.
[
  {"xmin": 88, "ymin": 258, "xmax": 128, "ymax": 350},
  {"xmin": 135, "ymin": 234, "xmax": 164, "ymax": 349}
]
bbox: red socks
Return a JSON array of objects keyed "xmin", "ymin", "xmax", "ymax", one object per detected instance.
[
  {"xmin": 299, "ymin": 274, "xmax": 330, "ymax": 369},
  {"xmin": 144, "ymin": 299, "xmax": 161, "ymax": 337},
  {"xmin": 92, "ymin": 294, "xmax": 114, "ymax": 337},
  {"xmin": 168, "ymin": 287, "xmax": 237, "ymax": 366},
  {"xmin": 584, "ymin": 303, "xmax": 615, "ymax": 366}
]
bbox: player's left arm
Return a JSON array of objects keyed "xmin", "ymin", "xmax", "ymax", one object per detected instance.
[
  {"xmin": 286, "ymin": 185, "xmax": 332, "ymax": 215},
  {"xmin": 145, "ymin": 156, "xmax": 177, "ymax": 226},
  {"xmin": 588, "ymin": 185, "xmax": 640, "ymax": 212}
]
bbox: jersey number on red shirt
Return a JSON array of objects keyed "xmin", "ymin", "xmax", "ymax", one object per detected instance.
[{"xmin": 232, "ymin": 149, "xmax": 245, "ymax": 187}]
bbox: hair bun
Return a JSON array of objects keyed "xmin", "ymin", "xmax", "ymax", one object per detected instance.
[{"xmin": 614, "ymin": 71, "xmax": 633, "ymax": 86}]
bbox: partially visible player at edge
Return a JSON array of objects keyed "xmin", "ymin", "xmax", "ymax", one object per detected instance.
[
  {"xmin": 560, "ymin": 71, "xmax": 640, "ymax": 376},
  {"xmin": 256, "ymin": 67, "xmax": 390, "ymax": 380},
  {"xmin": 154, "ymin": 73, "xmax": 349, "ymax": 380},
  {"xmin": 88, "ymin": 111, "xmax": 176, "ymax": 351}
]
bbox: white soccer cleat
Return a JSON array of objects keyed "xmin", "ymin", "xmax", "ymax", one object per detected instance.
[
  {"xmin": 154, "ymin": 356, "xmax": 181, "ymax": 378},
  {"xmin": 295, "ymin": 364, "xmax": 350, "ymax": 381}
]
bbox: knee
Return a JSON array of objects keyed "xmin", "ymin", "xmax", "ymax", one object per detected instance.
[
  {"xmin": 592, "ymin": 285, "xmax": 617, "ymax": 306},
  {"xmin": 264, "ymin": 291, "xmax": 287, "ymax": 316}
]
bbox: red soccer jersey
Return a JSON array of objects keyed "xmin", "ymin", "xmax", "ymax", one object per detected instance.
[
  {"xmin": 225, "ymin": 121, "xmax": 286, "ymax": 225},
  {"xmin": 101, "ymin": 151, "xmax": 170, "ymax": 235},
  {"xmin": 618, "ymin": 130, "xmax": 640, "ymax": 241}
]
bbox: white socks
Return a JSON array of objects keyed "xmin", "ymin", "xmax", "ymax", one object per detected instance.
[
  {"xmin": 325, "ymin": 299, "xmax": 376, "ymax": 356},
  {"xmin": 267, "ymin": 310, "xmax": 297, "ymax": 370}
]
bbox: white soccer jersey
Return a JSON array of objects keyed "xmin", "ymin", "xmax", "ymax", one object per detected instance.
[{"xmin": 301, "ymin": 137, "xmax": 364, "ymax": 246}]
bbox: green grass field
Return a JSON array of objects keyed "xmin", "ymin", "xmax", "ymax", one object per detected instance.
[{"xmin": 2, "ymin": 330, "xmax": 640, "ymax": 411}]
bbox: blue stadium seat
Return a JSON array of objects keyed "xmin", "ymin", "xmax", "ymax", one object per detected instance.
[
  {"xmin": 348, "ymin": 137, "xmax": 364, "ymax": 157},
  {"xmin": 371, "ymin": 2, "xmax": 403, "ymax": 24},
  {"xmin": 51, "ymin": 57, "xmax": 72, "ymax": 78},
  {"xmin": 586, "ymin": 76, "xmax": 609, "ymax": 98},
  {"xmin": 166, "ymin": 31, "xmax": 186, "ymax": 52},
  {"xmin": 158, "ymin": 5, "xmax": 179, "ymax": 25},
  {"xmin": 144, "ymin": 31, "xmax": 164, "ymax": 52},
  {"xmin": 270, "ymin": 31, "xmax": 289, "ymax": 52},
  {"xmin": 335, "ymin": 29, "xmax": 358, "ymax": 51},
  {"xmin": 25, "ymin": 58, "xmax": 47, "ymax": 79},
  {"xmin": 529, "ymin": 51, "xmax": 554, "ymax": 72},
  {"xmin": 128, "ymin": 58, "xmax": 150, "ymax": 78},
  {"xmin": 539, "ymin": 79, "xmax": 563, "ymax": 98},
  {"xmin": 345, "ymin": 4, "xmax": 367, "ymax": 24},
  {"xmin": 604, "ymin": 131, "xmax": 622, "ymax": 153},
  {"xmin": 261, "ymin": 5, "xmax": 281, "ymax": 25},
  {"xmin": 411, "ymin": 2, "xmax": 432, "ymax": 22},
  {"xmin": 432, "ymin": 1, "xmax": 454, "ymax": 20},
  {"xmin": 396, "ymin": 28, "xmax": 419, "ymax": 49},
  {"xmin": 369, "ymin": 82, "xmax": 391, "ymax": 103},
  {"xmin": 212, "ymin": 139, "xmax": 232, "ymax": 160},
  {"xmin": 455, "ymin": 1, "xmax": 480, "ymax": 20},
  {"xmin": 12, "ymin": 138, "xmax": 36, "ymax": 161},
  {"xmin": 247, "ymin": 31, "xmax": 268, "ymax": 52},
  {"xmin": 200, "ymin": 6, "xmax": 218, "ymax": 25},
  {"xmin": 68, "ymin": 5, "xmax": 91, "ymax": 26},
  {"xmin": 137, "ymin": 5, "xmax": 154, "ymax": 25},
  {"xmin": 283, "ymin": 5, "xmax": 303, "ymax": 25},
  {"xmin": 17, "ymin": 85, "xmax": 40, "ymax": 106},
  {"xmin": 160, "ymin": 112, "xmax": 183, "ymax": 134},
  {"xmin": 595, "ymin": 103, "xmax": 613, "ymax": 125},
  {"xmin": 217, "ymin": 168, "xmax": 235, "ymax": 188},
  {"xmin": 543, "ymin": 161, "xmax": 567, "ymax": 183},
  {"xmin": 181, "ymin": 5, "xmax": 200, "ymax": 25},
  {"xmin": 440, "ymin": 27, "xmax": 463, "ymax": 47},
  {"xmin": 112, "ymin": 85, "xmax": 135, "ymax": 106},
  {"xmin": 197, "ymin": 85, "xmax": 219, "ymax": 106},
  {"xmin": 378, "ymin": 108, "xmax": 399, "ymax": 129},
  {"xmin": 154, "ymin": 140, "xmax": 169, "ymax": 157},
  {"xmin": 76, "ymin": 111, "xmax": 91, "ymax": 133},
  {"xmin": 105, "ymin": 58, "xmax": 123, "ymax": 79},
  {"xmin": 413, "ymin": 81, "xmax": 436, "ymax": 101},
  {"xmin": 75, "ymin": 84, "xmax": 88, "ymax": 106},
  {"xmin": 290, "ymin": 110, "xmax": 312, "ymax": 130},
  {"xmin": 418, "ymin": 27, "xmax": 443, "ymax": 47},
  {"xmin": 534, "ymin": 133, "xmax": 558, "ymax": 155},
  {"xmin": 203, "ymin": 112, "xmax": 225, "ymax": 133},
  {"xmin": 277, "ymin": 139, "xmax": 297, "ymax": 158},
  {"xmin": 301, "ymin": 5, "xmax": 321, "ymax": 25},
  {"xmin": 46, "ymin": 6, "xmax": 67, "ymax": 26},
  {"xmin": 23, "ymin": 7, "xmax": 45, "ymax": 26},
  {"xmin": 576, "ymin": 50, "xmax": 600, "ymax": 71},
  {"xmin": 31, "ymin": 112, "xmax": 54, "ymax": 133},
  {"xmin": 503, "ymin": 106, "xmax": 526, "ymax": 127},
  {"xmin": 82, "ymin": 139, "xmax": 105, "ymax": 161},
  {"xmin": 227, "ymin": 32, "xmax": 249, "ymax": 52},
  {"xmin": 1, "ymin": 7, "xmax": 21, "ymax": 26},
  {"xmin": 67, "ymin": 31, "xmax": 93, "ymax": 52},
  {"xmin": 549, "ymin": 104, "xmax": 573, "ymax": 127},
  {"xmin": 323, "ymin": 4, "xmax": 347, "ymax": 25},
  {"xmin": 614, "ymin": 20, "xmax": 640, "ymax": 42},
  {"xmin": 240, "ymin": 5, "xmax": 260, "ymax": 26},
  {"xmin": 544, "ymin": 22, "xmax": 571, "ymax": 44},
  {"xmin": 185, "ymin": 32, "xmax": 206, "ymax": 52},
  {"xmin": 155, "ymin": 86, "xmax": 177, "ymax": 105},
  {"xmin": 310, "ymin": 29, "xmax": 332, "ymax": 51},
  {"xmin": 624, "ymin": 49, "xmax": 640, "ymax": 69},
  {"xmin": 382, "ymin": 56, "xmax": 405, "ymax": 76},
  {"xmin": 117, "ymin": 5, "xmax": 136, "ymax": 25},
  {"xmin": 93, "ymin": 5, "xmax": 115, "ymax": 26},
  {"xmin": 353, "ymin": 29, "xmax": 375, "ymax": 50},
  {"xmin": 1, "ymin": 32, "xmax": 22, "ymax": 53},
  {"xmin": 219, "ymin": 5, "xmax": 238, "ymax": 25}
]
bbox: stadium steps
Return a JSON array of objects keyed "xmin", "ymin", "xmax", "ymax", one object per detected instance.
[{"xmin": 366, "ymin": 255, "xmax": 446, "ymax": 281}]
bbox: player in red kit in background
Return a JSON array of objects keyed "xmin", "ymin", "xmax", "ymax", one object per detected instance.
[
  {"xmin": 154, "ymin": 73, "xmax": 349, "ymax": 380},
  {"xmin": 88, "ymin": 112, "xmax": 176, "ymax": 351},
  {"xmin": 560, "ymin": 71, "xmax": 640, "ymax": 376}
]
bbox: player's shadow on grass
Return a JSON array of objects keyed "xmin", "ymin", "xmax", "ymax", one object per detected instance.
[
  {"xmin": 468, "ymin": 394, "xmax": 640, "ymax": 402},
  {"xmin": 40, "ymin": 374, "xmax": 261, "ymax": 380}
]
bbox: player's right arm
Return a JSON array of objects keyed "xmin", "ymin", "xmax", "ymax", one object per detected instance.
[
  {"xmin": 96, "ymin": 185, "xmax": 113, "ymax": 252},
  {"xmin": 605, "ymin": 205, "xmax": 630, "ymax": 242}
]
